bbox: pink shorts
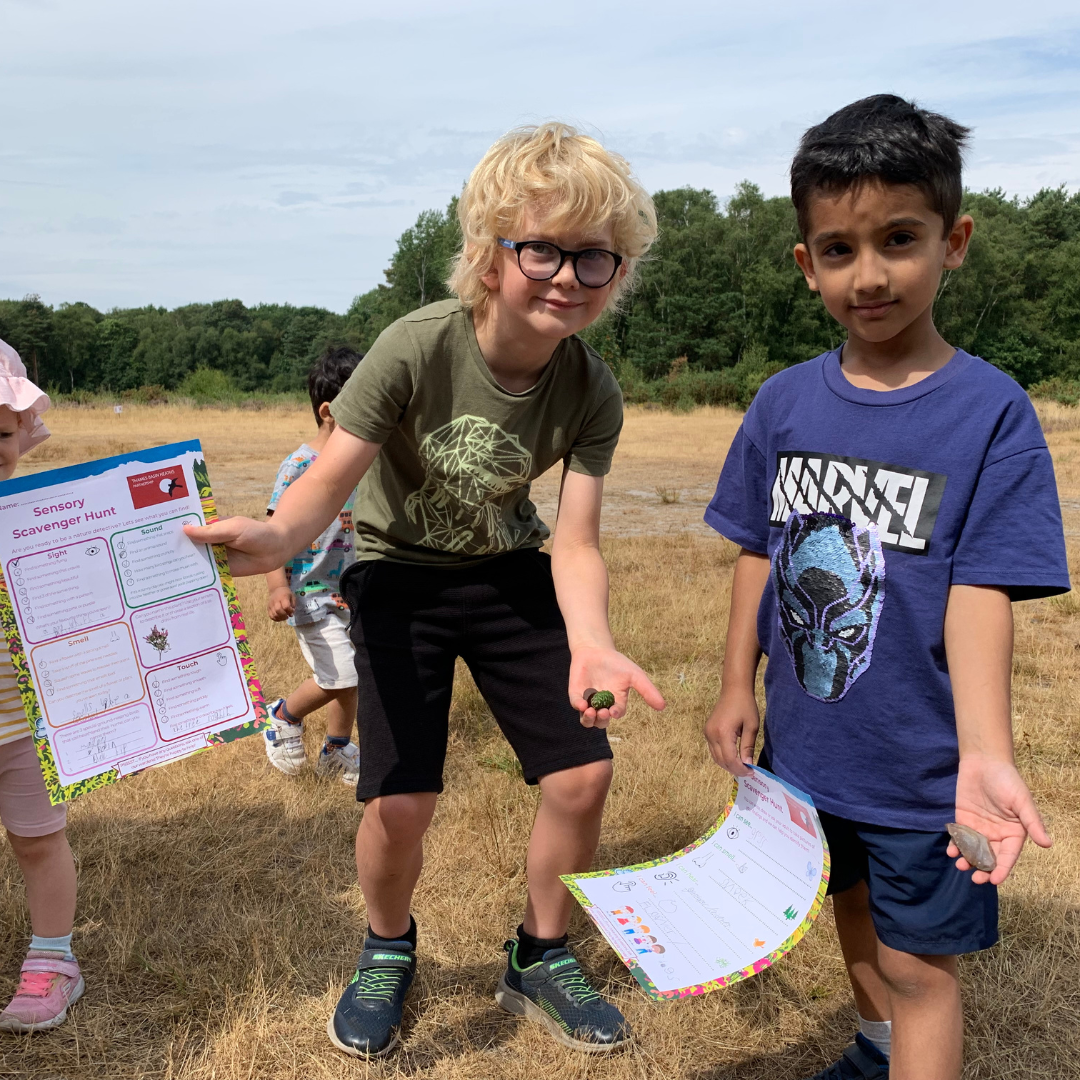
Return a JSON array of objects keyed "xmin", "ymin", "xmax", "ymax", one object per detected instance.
[{"xmin": 0, "ymin": 737, "xmax": 66, "ymax": 837}]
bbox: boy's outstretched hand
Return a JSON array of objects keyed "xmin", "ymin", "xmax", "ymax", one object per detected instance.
[
  {"xmin": 184, "ymin": 517, "xmax": 285, "ymax": 578},
  {"xmin": 950, "ymin": 752, "xmax": 1052, "ymax": 886},
  {"xmin": 570, "ymin": 646, "xmax": 665, "ymax": 728}
]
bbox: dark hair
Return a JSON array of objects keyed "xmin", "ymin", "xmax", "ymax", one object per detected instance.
[
  {"xmin": 791, "ymin": 94, "xmax": 970, "ymax": 241},
  {"xmin": 308, "ymin": 345, "xmax": 363, "ymax": 424}
]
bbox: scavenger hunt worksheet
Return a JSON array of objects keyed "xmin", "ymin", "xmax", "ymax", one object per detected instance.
[
  {"xmin": 0, "ymin": 441, "xmax": 266, "ymax": 804},
  {"xmin": 563, "ymin": 768, "xmax": 829, "ymax": 1001}
]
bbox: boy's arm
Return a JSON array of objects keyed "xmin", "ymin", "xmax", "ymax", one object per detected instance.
[
  {"xmin": 704, "ymin": 549, "xmax": 771, "ymax": 776},
  {"xmin": 263, "ymin": 508, "xmax": 295, "ymax": 621},
  {"xmin": 550, "ymin": 468, "xmax": 665, "ymax": 728},
  {"xmin": 185, "ymin": 426, "xmax": 381, "ymax": 576},
  {"xmin": 945, "ymin": 583, "xmax": 1052, "ymax": 885}
]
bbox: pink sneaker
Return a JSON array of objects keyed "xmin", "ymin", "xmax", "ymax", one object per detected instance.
[{"xmin": 0, "ymin": 951, "xmax": 84, "ymax": 1032}]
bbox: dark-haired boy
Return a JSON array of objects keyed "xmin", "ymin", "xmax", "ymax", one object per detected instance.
[
  {"xmin": 263, "ymin": 346, "xmax": 363, "ymax": 783},
  {"xmin": 704, "ymin": 95, "xmax": 1069, "ymax": 1080}
]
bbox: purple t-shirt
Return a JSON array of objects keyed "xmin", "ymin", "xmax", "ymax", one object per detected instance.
[{"xmin": 705, "ymin": 349, "xmax": 1069, "ymax": 830}]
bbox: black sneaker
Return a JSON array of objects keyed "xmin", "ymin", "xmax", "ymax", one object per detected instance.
[
  {"xmin": 495, "ymin": 940, "xmax": 631, "ymax": 1053},
  {"xmin": 326, "ymin": 938, "xmax": 416, "ymax": 1058},
  {"xmin": 802, "ymin": 1034, "xmax": 889, "ymax": 1079}
]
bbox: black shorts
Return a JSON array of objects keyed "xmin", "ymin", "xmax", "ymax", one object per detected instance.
[
  {"xmin": 341, "ymin": 548, "xmax": 612, "ymax": 801},
  {"xmin": 759, "ymin": 751, "xmax": 997, "ymax": 955}
]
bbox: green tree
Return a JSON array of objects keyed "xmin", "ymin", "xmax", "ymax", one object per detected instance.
[
  {"xmin": 4, "ymin": 181, "xmax": 1079, "ymax": 402},
  {"xmin": 384, "ymin": 199, "xmax": 461, "ymax": 311},
  {"xmin": 51, "ymin": 302, "xmax": 102, "ymax": 391},
  {"xmin": 4, "ymin": 294, "xmax": 54, "ymax": 385}
]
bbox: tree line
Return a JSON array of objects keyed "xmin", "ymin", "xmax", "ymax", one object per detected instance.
[{"xmin": 3, "ymin": 183, "xmax": 1078, "ymax": 407}]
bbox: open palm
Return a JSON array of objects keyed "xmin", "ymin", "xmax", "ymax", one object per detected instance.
[
  {"xmin": 951, "ymin": 753, "xmax": 1052, "ymax": 885},
  {"xmin": 569, "ymin": 646, "xmax": 665, "ymax": 728}
]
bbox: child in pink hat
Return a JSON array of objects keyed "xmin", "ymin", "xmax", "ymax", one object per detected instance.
[{"xmin": 0, "ymin": 338, "xmax": 84, "ymax": 1033}]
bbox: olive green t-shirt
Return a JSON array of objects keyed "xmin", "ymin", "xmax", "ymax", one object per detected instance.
[{"xmin": 330, "ymin": 299, "xmax": 624, "ymax": 565}]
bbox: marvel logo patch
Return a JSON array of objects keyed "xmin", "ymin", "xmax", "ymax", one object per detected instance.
[{"xmin": 770, "ymin": 452, "xmax": 946, "ymax": 555}]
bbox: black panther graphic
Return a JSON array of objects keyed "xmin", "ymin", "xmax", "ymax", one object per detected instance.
[{"xmin": 773, "ymin": 511, "xmax": 885, "ymax": 702}]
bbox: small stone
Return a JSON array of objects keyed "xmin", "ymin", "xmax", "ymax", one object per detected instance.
[
  {"xmin": 582, "ymin": 688, "xmax": 598, "ymax": 703},
  {"xmin": 587, "ymin": 690, "xmax": 616, "ymax": 711},
  {"xmin": 946, "ymin": 823, "xmax": 997, "ymax": 872}
]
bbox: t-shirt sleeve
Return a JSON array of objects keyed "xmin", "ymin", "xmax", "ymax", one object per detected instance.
[
  {"xmin": 566, "ymin": 378, "xmax": 623, "ymax": 476},
  {"xmin": 951, "ymin": 445, "xmax": 1070, "ymax": 600},
  {"xmin": 329, "ymin": 320, "xmax": 415, "ymax": 443},
  {"xmin": 704, "ymin": 424, "xmax": 770, "ymax": 553},
  {"xmin": 267, "ymin": 453, "xmax": 309, "ymax": 513}
]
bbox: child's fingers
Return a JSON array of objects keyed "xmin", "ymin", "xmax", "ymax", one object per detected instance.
[
  {"xmin": 739, "ymin": 718, "xmax": 759, "ymax": 767},
  {"xmin": 629, "ymin": 668, "xmax": 666, "ymax": 712},
  {"xmin": 947, "ymin": 841, "xmax": 974, "ymax": 874},
  {"xmin": 707, "ymin": 719, "xmax": 753, "ymax": 777},
  {"xmin": 183, "ymin": 518, "xmax": 247, "ymax": 545},
  {"xmin": 987, "ymin": 834, "xmax": 1026, "ymax": 885},
  {"xmin": 1017, "ymin": 796, "xmax": 1053, "ymax": 850}
]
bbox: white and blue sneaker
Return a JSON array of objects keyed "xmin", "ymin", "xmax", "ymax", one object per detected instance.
[
  {"xmin": 263, "ymin": 698, "xmax": 306, "ymax": 775},
  {"xmin": 317, "ymin": 741, "xmax": 360, "ymax": 785}
]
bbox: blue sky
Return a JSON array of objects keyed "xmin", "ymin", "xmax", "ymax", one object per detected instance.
[{"xmin": 2, "ymin": 0, "xmax": 1079, "ymax": 312}]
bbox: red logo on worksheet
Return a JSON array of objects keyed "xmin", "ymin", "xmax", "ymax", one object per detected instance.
[
  {"xmin": 127, "ymin": 466, "xmax": 188, "ymax": 509},
  {"xmin": 784, "ymin": 793, "xmax": 818, "ymax": 838}
]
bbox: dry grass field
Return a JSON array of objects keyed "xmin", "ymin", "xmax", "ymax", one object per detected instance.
[{"xmin": 1, "ymin": 402, "xmax": 1078, "ymax": 1080}]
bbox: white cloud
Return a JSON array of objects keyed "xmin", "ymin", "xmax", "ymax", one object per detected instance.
[{"xmin": 1, "ymin": 0, "xmax": 1078, "ymax": 310}]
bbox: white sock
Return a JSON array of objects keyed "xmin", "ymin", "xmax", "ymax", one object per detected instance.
[
  {"xmin": 30, "ymin": 933, "xmax": 75, "ymax": 961},
  {"xmin": 858, "ymin": 1015, "xmax": 892, "ymax": 1059}
]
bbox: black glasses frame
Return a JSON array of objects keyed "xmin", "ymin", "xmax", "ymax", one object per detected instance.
[{"xmin": 497, "ymin": 238, "xmax": 623, "ymax": 288}]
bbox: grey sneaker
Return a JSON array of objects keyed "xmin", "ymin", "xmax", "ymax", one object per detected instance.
[
  {"xmin": 316, "ymin": 741, "xmax": 360, "ymax": 785},
  {"xmin": 263, "ymin": 699, "xmax": 306, "ymax": 775},
  {"xmin": 495, "ymin": 940, "xmax": 631, "ymax": 1053}
]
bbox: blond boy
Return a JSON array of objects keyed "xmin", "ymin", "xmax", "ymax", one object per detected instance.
[{"xmin": 189, "ymin": 124, "xmax": 665, "ymax": 1056}]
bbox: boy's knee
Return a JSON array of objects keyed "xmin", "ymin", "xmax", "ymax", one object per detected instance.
[
  {"xmin": 540, "ymin": 760, "xmax": 613, "ymax": 814},
  {"xmin": 362, "ymin": 793, "xmax": 436, "ymax": 844},
  {"xmin": 878, "ymin": 945, "xmax": 957, "ymax": 999}
]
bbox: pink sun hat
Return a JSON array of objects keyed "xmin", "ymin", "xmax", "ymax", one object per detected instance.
[{"xmin": 0, "ymin": 337, "xmax": 50, "ymax": 455}]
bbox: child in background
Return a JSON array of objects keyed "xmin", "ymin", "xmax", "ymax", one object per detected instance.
[
  {"xmin": 704, "ymin": 96, "xmax": 1069, "ymax": 1080},
  {"xmin": 263, "ymin": 347, "xmax": 363, "ymax": 784},
  {"xmin": 0, "ymin": 339, "xmax": 84, "ymax": 1033}
]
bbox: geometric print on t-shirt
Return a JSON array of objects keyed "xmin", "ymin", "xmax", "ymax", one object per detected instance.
[{"xmin": 404, "ymin": 414, "xmax": 533, "ymax": 555}]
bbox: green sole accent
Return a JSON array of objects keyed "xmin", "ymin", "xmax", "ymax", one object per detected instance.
[{"xmin": 494, "ymin": 976, "xmax": 631, "ymax": 1055}]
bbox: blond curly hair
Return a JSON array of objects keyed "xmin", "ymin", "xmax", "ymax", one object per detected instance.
[{"xmin": 447, "ymin": 123, "xmax": 657, "ymax": 315}]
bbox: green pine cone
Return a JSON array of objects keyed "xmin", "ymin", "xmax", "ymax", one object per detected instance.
[{"xmin": 587, "ymin": 690, "xmax": 615, "ymax": 710}]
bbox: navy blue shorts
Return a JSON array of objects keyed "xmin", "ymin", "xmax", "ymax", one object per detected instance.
[
  {"xmin": 758, "ymin": 750, "xmax": 997, "ymax": 955},
  {"xmin": 819, "ymin": 809, "xmax": 998, "ymax": 955}
]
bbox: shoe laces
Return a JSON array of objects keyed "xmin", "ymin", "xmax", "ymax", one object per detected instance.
[
  {"xmin": 550, "ymin": 961, "xmax": 601, "ymax": 1005},
  {"xmin": 15, "ymin": 970, "xmax": 55, "ymax": 998},
  {"xmin": 353, "ymin": 966, "xmax": 407, "ymax": 1004}
]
